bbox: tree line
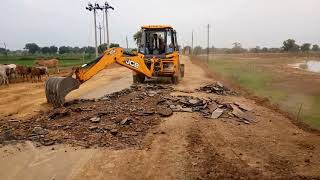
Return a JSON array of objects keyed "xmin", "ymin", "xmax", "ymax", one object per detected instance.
[
  {"xmin": 0, "ymin": 43, "xmax": 120, "ymax": 55},
  {"xmin": 1, "ymin": 38, "xmax": 319, "ymax": 56},
  {"xmin": 183, "ymin": 39, "xmax": 320, "ymax": 55}
]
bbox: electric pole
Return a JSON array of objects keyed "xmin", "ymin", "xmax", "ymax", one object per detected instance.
[
  {"xmin": 103, "ymin": 2, "xmax": 114, "ymax": 48},
  {"xmin": 207, "ymin": 24, "xmax": 210, "ymax": 63},
  {"xmin": 102, "ymin": 12, "xmax": 106, "ymax": 44},
  {"xmin": 3, "ymin": 42, "xmax": 8, "ymax": 59},
  {"xmin": 126, "ymin": 36, "xmax": 129, "ymax": 49},
  {"xmin": 98, "ymin": 23, "xmax": 103, "ymax": 46},
  {"xmin": 86, "ymin": 3, "xmax": 102, "ymax": 57},
  {"xmin": 191, "ymin": 30, "xmax": 194, "ymax": 55}
]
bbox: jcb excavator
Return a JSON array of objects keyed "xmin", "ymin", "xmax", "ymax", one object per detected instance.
[{"xmin": 45, "ymin": 25, "xmax": 184, "ymax": 107}]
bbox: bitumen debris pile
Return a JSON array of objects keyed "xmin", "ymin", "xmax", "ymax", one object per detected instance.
[
  {"xmin": 197, "ymin": 82, "xmax": 238, "ymax": 96},
  {"xmin": 0, "ymin": 83, "xmax": 255, "ymax": 149}
]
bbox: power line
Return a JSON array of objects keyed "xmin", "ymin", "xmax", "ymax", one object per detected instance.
[
  {"xmin": 207, "ymin": 24, "xmax": 210, "ymax": 63},
  {"xmin": 102, "ymin": 2, "xmax": 114, "ymax": 48},
  {"xmin": 102, "ymin": 12, "xmax": 106, "ymax": 44},
  {"xmin": 126, "ymin": 36, "xmax": 129, "ymax": 49},
  {"xmin": 98, "ymin": 23, "xmax": 103, "ymax": 46},
  {"xmin": 86, "ymin": 2, "xmax": 113, "ymax": 56},
  {"xmin": 191, "ymin": 30, "xmax": 194, "ymax": 55},
  {"xmin": 86, "ymin": 3, "xmax": 101, "ymax": 57}
]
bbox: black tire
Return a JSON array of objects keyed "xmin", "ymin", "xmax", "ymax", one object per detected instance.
[
  {"xmin": 180, "ymin": 64, "xmax": 185, "ymax": 78},
  {"xmin": 171, "ymin": 75, "xmax": 179, "ymax": 84},
  {"xmin": 133, "ymin": 74, "xmax": 145, "ymax": 83}
]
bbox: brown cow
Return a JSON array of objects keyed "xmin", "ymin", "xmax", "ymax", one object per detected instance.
[
  {"xmin": 34, "ymin": 59, "xmax": 59, "ymax": 73},
  {"xmin": 16, "ymin": 65, "xmax": 31, "ymax": 81},
  {"xmin": 30, "ymin": 66, "xmax": 49, "ymax": 82}
]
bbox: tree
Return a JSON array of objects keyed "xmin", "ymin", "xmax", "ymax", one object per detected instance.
[
  {"xmin": 231, "ymin": 42, "xmax": 246, "ymax": 53},
  {"xmin": 109, "ymin": 43, "xmax": 120, "ymax": 48},
  {"xmin": 193, "ymin": 46, "xmax": 202, "ymax": 55},
  {"xmin": 71, "ymin": 47, "xmax": 81, "ymax": 54},
  {"xmin": 98, "ymin": 43, "xmax": 108, "ymax": 54},
  {"xmin": 261, "ymin": 47, "xmax": 269, "ymax": 52},
  {"xmin": 24, "ymin": 43, "xmax": 40, "ymax": 54},
  {"xmin": 59, "ymin": 46, "xmax": 71, "ymax": 54},
  {"xmin": 133, "ymin": 31, "xmax": 142, "ymax": 46},
  {"xmin": 41, "ymin": 47, "xmax": 51, "ymax": 54},
  {"xmin": 282, "ymin": 39, "xmax": 300, "ymax": 52},
  {"xmin": 301, "ymin": 43, "xmax": 311, "ymax": 52},
  {"xmin": 249, "ymin": 46, "xmax": 261, "ymax": 53},
  {"xmin": 312, "ymin": 44, "xmax": 319, "ymax": 51},
  {"xmin": 0, "ymin": 48, "xmax": 8, "ymax": 55},
  {"xmin": 85, "ymin": 46, "xmax": 95, "ymax": 54},
  {"xmin": 49, "ymin": 46, "xmax": 58, "ymax": 54},
  {"xmin": 269, "ymin": 48, "xmax": 281, "ymax": 53}
]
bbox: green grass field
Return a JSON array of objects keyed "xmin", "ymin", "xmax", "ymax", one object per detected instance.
[
  {"xmin": 0, "ymin": 54, "xmax": 95, "ymax": 68},
  {"xmin": 196, "ymin": 54, "xmax": 320, "ymax": 129}
]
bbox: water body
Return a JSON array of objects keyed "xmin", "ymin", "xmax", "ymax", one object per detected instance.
[{"xmin": 289, "ymin": 60, "xmax": 320, "ymax": 73}]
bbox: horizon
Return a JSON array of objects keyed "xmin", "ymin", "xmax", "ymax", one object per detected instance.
[{"xmin": 1, "ymin": 0, "xmax": 320, "ymax": 50}]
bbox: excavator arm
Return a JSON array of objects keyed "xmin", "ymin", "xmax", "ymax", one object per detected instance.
[
  {"xmin": 45, "ymin": 47, "xmax": 152, "ymax": 107},
  {"xmin": 75, "ymin": 48, "xmax": 152, "ymax": 82}
]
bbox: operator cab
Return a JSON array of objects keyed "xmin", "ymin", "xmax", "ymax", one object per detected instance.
[{"xmin": 138, "ymin": 25, "xmax": 179, "ymax": 56}]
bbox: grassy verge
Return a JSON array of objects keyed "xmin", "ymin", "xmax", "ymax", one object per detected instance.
[
  {"xmin": 207, "ymin": 56, "xmax": 287, "ymax": 101},
  {"xmin": 197, "ymin": 55, "xmax": 320, "ymax": 129}
]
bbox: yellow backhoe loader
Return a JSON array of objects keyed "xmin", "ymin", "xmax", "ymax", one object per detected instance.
[{"xmin": 45, "ymin": 25, "xmax": 184, "ymax": 107}]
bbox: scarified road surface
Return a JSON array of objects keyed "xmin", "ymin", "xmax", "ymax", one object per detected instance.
[{"xmin": 0, "ymin": 56, "xmax": 320, "ymax": 179}]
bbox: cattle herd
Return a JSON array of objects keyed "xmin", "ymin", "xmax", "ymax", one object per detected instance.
[{"xmin": 0, "ymin": 59, "xmax": 59, "ymax": 86}]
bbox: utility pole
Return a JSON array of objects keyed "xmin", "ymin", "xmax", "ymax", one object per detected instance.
[
  {"xmin": 3, "ymin": 43, "xmax": 8, "ymax": 62},
  {"xmin": 103, "ymin": 2, "xmax": 114, "ymax": 48},
  {"xmin": 86, "ymin": 3, "xmax": 102, "ymax": 57},
  {"xmin": 191, "ymin": 30, "xmax": 194, "ymax": 55},
  {"xmin": 126, "ymin": 36, "xmax": 129, "ymax": 49},
  {"xmin": 102, "ymin": 12, "xmax": 106, "ymax": 44},
  {"xmin": 207, "ymin": 24, "xmax": 210, "ymax": 63},
  {"xmin": 93, "ymin": 8, "xmax": 98, "ymax": 57},
  {"xmin": 98, "ymin": 23, "xmax": 103, "ymax": 46}
]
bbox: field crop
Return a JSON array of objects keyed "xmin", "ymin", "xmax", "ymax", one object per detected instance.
[{"xmin": 0, "ymin": 54, "xmax": 95, "ymax": 68}]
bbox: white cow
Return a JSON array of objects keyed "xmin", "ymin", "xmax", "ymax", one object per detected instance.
[
  {"xmin": 6, "ymin": 64, "xmax": 17, "ymax": 79},
  {"xmin": 0, "ymin": 65, "xmax": 9, "ymax": 85}
]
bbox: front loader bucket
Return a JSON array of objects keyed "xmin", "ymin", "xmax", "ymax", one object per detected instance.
[{"xmin": 45, "ymin": 76, "xmax": 81, "ymax": 107}]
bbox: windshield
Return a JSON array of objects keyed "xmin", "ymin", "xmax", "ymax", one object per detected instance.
[{"xmin": 139, "ymin": 30, "xmax": 175, "ymax": 55}]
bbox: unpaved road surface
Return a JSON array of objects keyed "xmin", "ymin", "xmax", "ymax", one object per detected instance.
[
  {"xmin": 0, "ymin": 65, "xmax": 132, "ymax": 118},
  {"xmin": 1, "ymin": 56, "xmax": 320, "ymax": 179}
]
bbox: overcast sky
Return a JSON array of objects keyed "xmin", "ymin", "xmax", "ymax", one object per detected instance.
[{"xmin": 1, "ymin": 0, "xmax": 319, "ymax": 50}]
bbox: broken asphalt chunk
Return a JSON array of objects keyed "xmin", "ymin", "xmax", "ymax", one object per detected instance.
[
  {"xmin": 48, "ymin": 108, "xmax": 70, "ymax": 120},
  {"xmin": 134, "ymin": 110, "xmax": 154, "ymax": 116},
  {"xmin": 188, "ymin": 99, "xmax": 201, "ymax": 105},
  {"xmin": 88, "ymin": 126, "xmax": 98, "ymax": 131},
  {"xmin": 180, "ymin": 107, "xmax": 193, "ymax": 112},
  {"xmin": 230, "ymin": 104, "xmax": 256, "ymax": 122},
  {"xmin": 210, "ymin": 108, "xmax": 224, "ymax": 119},
  {"xmin": 110, "ymin": 129, "xmax": 118, "ymax": 135},
  {"xmin": 120, "ymin": 117, "xmax": 133, "ymax": 125},
  {"xmin": 90, "ymin": 117, "xmax": 101, "ymax": 123},
  {"xmin": 235, "ymin": 102, "xmax": 254, "ymax": 111},
  {"xmin": 157, "ymin": 107, "xmax": 173, "ymax": 117}
]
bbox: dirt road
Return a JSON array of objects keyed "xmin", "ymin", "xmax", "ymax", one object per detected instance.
[
  {"xmin": 1, "ymin": 56, "xmax": 320, "ymax": 179},
  {"xmin": 0, "ymin": 65, "xmax": 132, "ymax": 118}
]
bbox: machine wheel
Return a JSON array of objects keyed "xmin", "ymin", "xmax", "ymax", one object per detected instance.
[
  {"xmin": 171, "ymin": 68, "xmax": 181, "ymax": 84},
  {"xmin": 180, "ymin": 64, "xmax": 185, "ymax": 78},
  {"xmin": 133, "ymin": 74, "xmax": 145, "ymax": 83},
  {"xmin": 171, "ymin": 75, "xmax": 179, "ymax": 84}
]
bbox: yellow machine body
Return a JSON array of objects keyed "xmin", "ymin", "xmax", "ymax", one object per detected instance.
[{"xmin": 45, "ymin": 25, "xmax": 184, "ymax": 107}]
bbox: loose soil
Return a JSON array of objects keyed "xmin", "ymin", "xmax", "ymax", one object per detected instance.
[{"xmin": 0, "ymin": 56, "xmax": 320, "ymax": 180}]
